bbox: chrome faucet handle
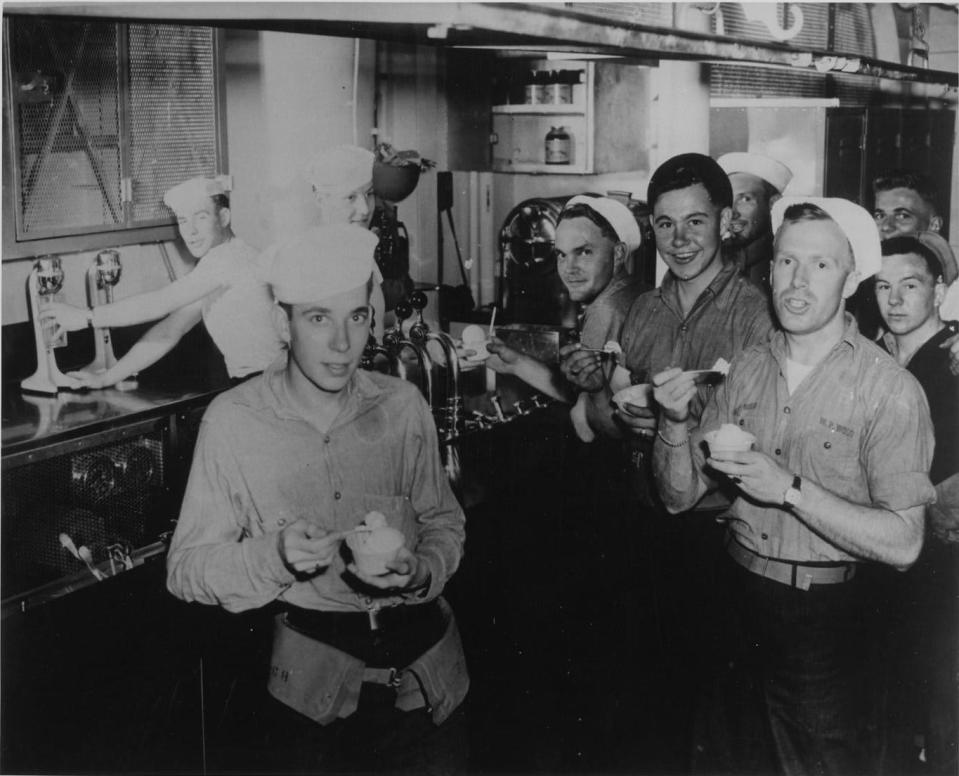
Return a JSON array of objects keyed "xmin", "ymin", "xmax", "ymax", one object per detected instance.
[
  {"xmin": 95, "ymin": 249, "xmax": 122, "ymax": 287},
  {"xmin": 35, "ymin": 256, "xmax": 64, "ymax": 296},
  {"xmin": 409, "ymin": 290, "xmax": 428, "ymax": 314}
]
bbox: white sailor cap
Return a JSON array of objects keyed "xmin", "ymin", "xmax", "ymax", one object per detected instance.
[
  {"xmin": 717, "ymin": 152, "xmax": 793, "ymax": 194},
  {"xmin": 564, "ymin": 195, "xmax": 643, "ymax": 255},
  {"xmin": 163, "ymin": 176, "xmax": 231, "ymax": 216},
  {"xmin": 772, "ymin": 197, "xmax": 882, "ymax": 281},
  {"xmin": 265, "ymin": 225, "xmax": 378, "ymax": 304},
  {"xmin": 307, "ymin": 145, "xmax": 375, "ymax": 195},
  {"xmin": 915, "ymin": 231, "xmax": 958, "ymax": 286}
]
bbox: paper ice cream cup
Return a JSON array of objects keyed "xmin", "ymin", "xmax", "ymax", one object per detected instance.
[{"xmin": 704, "ymin": 424, "xmax": 756, "ymax": 454}]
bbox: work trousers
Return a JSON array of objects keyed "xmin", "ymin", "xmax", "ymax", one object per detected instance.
[{"xmin": 693, "ymin": 556, "xmax": 876, "ymax": 776}]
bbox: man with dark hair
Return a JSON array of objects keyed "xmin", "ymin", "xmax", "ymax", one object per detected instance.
[
  {"xmin": 875, "ymin": 233, "xmax": 959, "ymax": 775},
  {"xmin": 873, "ymin": 169, "xmax": 943, "ymax": 239},
  {"xmin": 167, "ymin": 224, "xmax": 469, "ymax": 773},
  {"xmin": 652, "ymin": 197, "xmax": 935, "ymax": 775},
  {"xmin": 605, "ymin": 152, "xmax": 773, "ymax": 494},
  {"xmin": 717, "ymin": 151, "xmax": 793, "ymax": 287},
  {"xmin": 568, "ymin": 154, "xmax": 774, "ymax": 760}
]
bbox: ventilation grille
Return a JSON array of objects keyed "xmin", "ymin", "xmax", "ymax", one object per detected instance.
[
  {"xmin": 710, "ymin": 63, "xmax": 827, "ymax": 99},
  {"xmin": 2, "ymin": 435, "xmax": 165, "ymax": 600}
]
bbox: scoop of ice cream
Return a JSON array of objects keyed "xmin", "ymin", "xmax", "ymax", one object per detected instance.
[
  {"xmin": 363, "ymin": 511, "xmax": 387, "ymax": 530},
  {"xmin": 706, "ymin": 423, "xmax": 755, "ymax": 453},
  {"xmin": 347, "ymin": 511, "xmax": 405, "ymax": 574},
  {"xmin": 603, "ymin": 341, "xmax": 623, "ymax": 356},
  {"xmin": 711, "ymin": 357, "xmax": 731, "ymax": 376},
  {"xmin": 461, "ymin": 324, "xmax": 490, "ymax": 361}
]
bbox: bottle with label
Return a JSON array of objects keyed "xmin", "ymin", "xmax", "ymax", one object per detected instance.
[
  {"xmin": 548, "ymin": 70, "xmax": 573, "ymax": 104},
  {"xmin": 526, "ymin": 70, "xmax": 549, "ymax": 105},
  {"xmin": 545, "ymin": 126, "xmax": 571, "ymax": 165}
]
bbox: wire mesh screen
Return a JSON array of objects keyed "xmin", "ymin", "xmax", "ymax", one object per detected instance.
[
  {"xmin": 10, "ymin": 19, "xmax": 122, "ymax": 236},
  {"xmin": 128, "ymin": 24, "xmax": 218, "ymax": 224},
  {"xmin": 2, "ymin": 434, "xmax": 165, "ymax": 600},
  {"xmin": 7, "ymin": 17, "xmax": 219, "ymax": 241}
]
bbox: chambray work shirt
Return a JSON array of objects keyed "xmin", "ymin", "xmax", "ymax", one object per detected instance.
[
  {"xmin": 697, "ymin": 314, "xmax": 936, "ymax": 563},
  {"xmin": 621, "ymin": 261, "xmax": 773, "ymax": 423},
  {"xmin": 167, "ymin": 359, "xmax": 466, "ymax": 613},
  {"xmin": 579, "ymin": 271, "xmax": 647, "ymax": 349}
]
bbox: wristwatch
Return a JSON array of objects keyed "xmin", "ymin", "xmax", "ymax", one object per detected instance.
[{"xmin": 783, "ymin": 474, "xmax": 803, "ymax": 509}]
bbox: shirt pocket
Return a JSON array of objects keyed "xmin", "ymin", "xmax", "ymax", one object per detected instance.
[{"xmin": 808, "ymin": 424, "xmax": 861, "ymax": 482}]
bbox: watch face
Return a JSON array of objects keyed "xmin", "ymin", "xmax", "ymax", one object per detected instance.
[{"xmin": 784, "ymin": 488, "xmax": 801, "ymax": 507}]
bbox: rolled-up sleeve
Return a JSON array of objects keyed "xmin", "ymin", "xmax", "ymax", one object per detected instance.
[
  {"xmin": 166, "ymin": 406, "xmax": 295, "ymax": 612},
  {"xmin": 864, "ymin": 370, "xmax": 937, "ymax": 513}
]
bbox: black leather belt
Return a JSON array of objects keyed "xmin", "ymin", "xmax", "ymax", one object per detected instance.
[
  {"xmin": 286, "ymin": 600, "xmax": 442, "ymax": 638},
  {"xmin": 725, "ymin": 533, "xmax": 857, "ymax": 591}
]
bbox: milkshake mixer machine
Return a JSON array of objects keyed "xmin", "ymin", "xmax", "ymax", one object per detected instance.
[
  {"xmin": 21, "ymin": 255, "xmax": 79, "ymax": 395},
  {"xmin": 83, "ymin": 249, "xmax": 127, "ymax": 380}
]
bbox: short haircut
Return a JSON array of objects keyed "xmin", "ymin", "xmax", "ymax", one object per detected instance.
[
  {"xmin": 778, "ymin": 202, "xmax": 855, "ymax": 270},
  {"xmin": 558, "ymin": 198, "xmax": 619, "ymax": 244},
  {"xmin": 881, "ymin": 235, "xmax": 945, "ymax": 281},
  {"xmin": 647, "ymin": 153, "xmax": 733, "ymax": 210},
  {"xmin": 872, "ymin": 170, "xmax": 939, "ymax": 214}
]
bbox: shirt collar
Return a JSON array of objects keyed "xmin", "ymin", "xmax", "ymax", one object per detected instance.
[
  {"xmin": 242, "ymin": 353, "xmax": 387, "ymax": 425},
  {"xmin": 586, "ymin": 269, "xmax": 633, "ymax": 311},
  {"xmin": 769, "ymin": 311, "xmax": 861, "ymax": 361},
  {"xmin": 655, "ymin": 259, "xmax": 739, "ymax": 312}
]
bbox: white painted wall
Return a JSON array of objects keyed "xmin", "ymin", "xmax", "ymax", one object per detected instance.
[{"xmin": 224, "ymin": 30, "xmax": 376, "ymax": 251}]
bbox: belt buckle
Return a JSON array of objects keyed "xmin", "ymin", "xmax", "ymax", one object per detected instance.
[
  {"xmin": 387, "ymin": 667, "xmax": 402, "ymax": 688},
  {"xmin": 366, "ymin": 602, "xmax": 381, "ymax": 631}
]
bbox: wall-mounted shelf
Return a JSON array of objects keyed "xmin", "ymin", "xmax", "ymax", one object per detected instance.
[{"xmin": 490, "ymin": 58, "xmax": 651, "ymax": 175}]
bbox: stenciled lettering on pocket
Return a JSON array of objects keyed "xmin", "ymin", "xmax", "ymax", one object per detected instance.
[{"xmin": 818, "ymin": 417, "xmax": 854, "ymax": 438}]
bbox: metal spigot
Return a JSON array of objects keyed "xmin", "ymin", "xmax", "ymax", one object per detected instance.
[
  {"xmin": 407, "ymin": 291, "xmax": 462, "ymax": 437},
  {"xmin": 385, "ymin": 299, "xmax": 434, "ymax": 406}
]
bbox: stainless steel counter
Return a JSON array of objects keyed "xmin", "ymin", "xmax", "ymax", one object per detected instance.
[{"xmin": 1, "ymin": 379, "xmax": 228, "ymax": 461}]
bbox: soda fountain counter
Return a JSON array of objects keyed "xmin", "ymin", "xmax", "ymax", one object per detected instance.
[{"xmin": 0, "ymin": 324, "xmax": 580, "ymax": 773}]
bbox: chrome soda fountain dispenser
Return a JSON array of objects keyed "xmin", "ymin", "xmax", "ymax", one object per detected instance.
[
  {"xmin": 21, "ymin": 255, "xmax": 80, "ymax": 395},
  {"xmin": 83, "ymin": 249, "xmax": 123, "ymax": 376}
]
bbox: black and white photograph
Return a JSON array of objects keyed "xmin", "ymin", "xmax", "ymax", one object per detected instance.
[{"xmin": 1, "ymin": 2, "xmax": 957, "ymax": 774}]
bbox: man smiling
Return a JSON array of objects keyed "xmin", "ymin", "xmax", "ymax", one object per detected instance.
[
  {"xmin": 652, "ymin": 197, "xmax": 935, "ymax": 775},
  {"xmin": 614, "ymin": 153, "xmax": 772, "ymax": 464},
  {"xmin": 602, "ymin": 154, "xmax": 774, "ymax": 751}
]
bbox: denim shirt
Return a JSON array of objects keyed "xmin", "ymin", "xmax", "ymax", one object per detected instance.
[
  {"xmin": 167, "ymin": 358, "xmax": 466, "ymax": 613},
  {"xmin": 621, "ymin": 261, "xmax": 773, "ymax": 422},
  {"xmin": 698, "ymin": 314, "xmax": 936, "ymax": 563}
]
